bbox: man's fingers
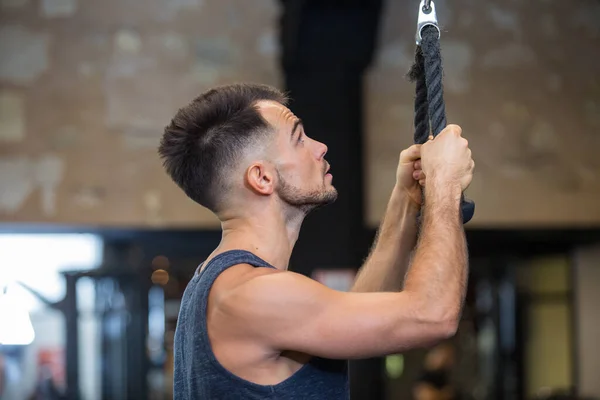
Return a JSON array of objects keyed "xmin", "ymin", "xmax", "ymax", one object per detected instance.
[
  {"xmin": 413, "ymin": 170, "xmax": 425, "ymax": 180},
  {"xmin": 400, "ymin": 144, "xmax": 422, "ymax": 162},
  {"xmin": 414, "ymin": 160, "xmax": 422, "ymax": 170},
  {"xmin": 445, "ymin": 124, "xmax": 462, "ymax": 137}
]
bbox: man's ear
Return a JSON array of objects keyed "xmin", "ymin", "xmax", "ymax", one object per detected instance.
[{"xmin": 246, "ymin": 162, "xmax": 275, "ymax": 195}]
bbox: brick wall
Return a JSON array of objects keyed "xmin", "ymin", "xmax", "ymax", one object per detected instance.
[{"xmin": 1, "ymin": 0, "xmax": 599, "ymax": 228}]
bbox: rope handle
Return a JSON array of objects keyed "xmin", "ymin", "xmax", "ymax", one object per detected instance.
[{"xmin": 409, "ymin": 1, "xmax": 475, "ymax": 224}]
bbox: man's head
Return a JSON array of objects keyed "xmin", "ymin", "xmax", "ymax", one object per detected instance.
[{"xmin": 158, "ymin": 83, "xmax": 337, "ymax": 217}]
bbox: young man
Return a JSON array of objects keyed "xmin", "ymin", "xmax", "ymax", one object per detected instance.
[{"xmin": 159, "ymin": 83, "xmax": 475, "ymax": 399}]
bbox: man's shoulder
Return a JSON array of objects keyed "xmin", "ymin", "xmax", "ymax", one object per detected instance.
[
  {"xmin": 206, "ymin": 263, "xmax": 284, "ymax": 311},
  {"xmin": 212, "ymin": 262, "xmax": 281, "ymax": 289},
  {"xmin": 222, "ymin": 268, "xmax": 313, "ymax": 297}
]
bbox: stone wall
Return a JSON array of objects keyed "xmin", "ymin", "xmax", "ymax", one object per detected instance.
[
  {"xmin": 365, "ymin": 0, "xmax": 600, "ymax": 227},
  {"xmin": 1, "ymin": 0, "xmax": 599, "ymax": 228},
  {"xmin": 0, "ymin": 0, "xmax": 281, "ymax": 227}
]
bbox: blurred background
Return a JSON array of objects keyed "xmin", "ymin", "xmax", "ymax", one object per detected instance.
[{"xmin": 0, "ymin": 0, "xmax": 599, "ymax": 399}]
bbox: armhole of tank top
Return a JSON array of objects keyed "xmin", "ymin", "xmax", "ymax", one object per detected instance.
[
  {"xmin": 195, "ymin": 250, "xmax": 277, "ymax": 374},
  {"xmin": 195, "ymin": 256, "xmax": 225, "ymax": 367}
]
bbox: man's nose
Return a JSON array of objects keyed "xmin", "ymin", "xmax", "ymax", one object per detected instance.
[{"xmin": 315, "ymin": 140, "xmax": 328, "ymax": 160}]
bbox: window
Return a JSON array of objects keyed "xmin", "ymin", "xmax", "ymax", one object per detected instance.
[{"xmin": 0, "ymin": 233, "xmax": 102, "ymax": 345}]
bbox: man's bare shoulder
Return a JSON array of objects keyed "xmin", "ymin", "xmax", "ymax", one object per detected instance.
[
  {"xmin": 210, "ymin": 266, "xmax": 322, "ymax": 320},
  {"xmin": 209, "ymin": 263, "xmax": 288, "ymax": 304}
]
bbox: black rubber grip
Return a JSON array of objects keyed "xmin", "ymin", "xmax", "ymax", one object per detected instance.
[{"xmin": 460, "ymin": 195, "xmax": 475, "ymax": 224}]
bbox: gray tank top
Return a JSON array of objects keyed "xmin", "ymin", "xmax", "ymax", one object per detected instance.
[{"xmin": 173, "ymin": 250, "xmax": 349, "ymax": 399}]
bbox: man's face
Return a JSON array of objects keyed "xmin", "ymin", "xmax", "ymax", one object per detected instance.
[{"xmin": 258, "ymin": 101, "xmax": 338, "ymax": 213}]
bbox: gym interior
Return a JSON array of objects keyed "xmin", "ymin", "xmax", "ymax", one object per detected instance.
[{"xmin": 1, "ymin": 0, "xmax": 599, "ymax": 399}]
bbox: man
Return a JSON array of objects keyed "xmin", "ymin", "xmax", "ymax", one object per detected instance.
[{"xmin": 159, "ymin": 83, "xmax": 474, "ymax": 399}]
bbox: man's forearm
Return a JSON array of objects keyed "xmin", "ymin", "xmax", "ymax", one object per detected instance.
[
  {"xmin": 403, "ymin": 180, "xmax": 468, "ymax": 323},
  {"xmin": 350, "ymin": 185, "xmax": 419, "ymax": 293}
]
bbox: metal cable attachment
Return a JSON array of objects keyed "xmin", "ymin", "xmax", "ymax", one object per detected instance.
[
  {"xmin": 423, "ymin": 0, "xmax": 432, "ymax": 12},
  {"xmin": 415, "ymin": 0, "xmax": 440, "ymax": 45}
]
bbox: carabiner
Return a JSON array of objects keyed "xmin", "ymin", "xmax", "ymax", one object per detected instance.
[{"xmin": 415, "ymin": 0, "xmax": 441, "ymax": 45}]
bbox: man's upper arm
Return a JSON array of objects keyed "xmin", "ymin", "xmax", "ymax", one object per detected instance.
[{"xmin": 220, "ymin": 270, "xmax": 451, "ymax": 360}]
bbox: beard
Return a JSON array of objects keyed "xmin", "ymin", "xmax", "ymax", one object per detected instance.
[{"xmin": 276, "ymin": 171, "xmax": 338, "ymax": 214}]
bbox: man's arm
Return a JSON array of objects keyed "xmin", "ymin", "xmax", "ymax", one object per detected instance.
[
  {"xmin": 351, "ymin": 144, "xmax": 423, "ymax": 293},
  {"xmin": 403, "ymin": 176, "xmax": 468, "ymax": 324},
  {"xmin": 220, "ymin": 177, "xmax": 468, "ymax": 360},
  {"xmin": 350, "ymin": 185, "xmax": 419, "ymax": 293}
]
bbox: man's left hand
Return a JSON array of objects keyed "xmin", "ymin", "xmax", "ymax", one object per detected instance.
[{"xmin": 396, "ymin": 144, "xmax": 426, "ymax": 207}]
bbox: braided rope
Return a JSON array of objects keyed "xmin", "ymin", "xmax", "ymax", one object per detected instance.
[
  {"xmin": 408, "ymin": 24, "xmax": 475, "ymax": 224},
  {"xmin": 408, "ymin": 46, "xmax": 430, "ymax": 145},
  {"xmin": 409, "ymin": 25, "xmax": 446, "ymax": 138},
  {"xmin": 421, "ymin": 25, "xmax": 447, "ymax": 136}
]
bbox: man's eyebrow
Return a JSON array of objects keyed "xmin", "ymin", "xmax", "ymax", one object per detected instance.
[{"xmin": 291, "ymin": 119, "xmax": 303, "ymax": 139}]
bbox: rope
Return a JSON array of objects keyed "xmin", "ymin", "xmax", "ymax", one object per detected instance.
[
  {"xmin": 408, "ymin": 24, "xmax": 475, "ymax": 223},
  {"xmin": 409, "ymin": 25, "xmax": 446, "ymax": 141},
  {"xmin": 408, "ymin": 46, "xmax": 430, "ymax": 145}
]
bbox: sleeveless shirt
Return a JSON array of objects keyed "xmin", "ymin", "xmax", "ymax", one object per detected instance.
[{"xmin": 173, "ymin": 250, "xmax": 350, "ymax": 399}]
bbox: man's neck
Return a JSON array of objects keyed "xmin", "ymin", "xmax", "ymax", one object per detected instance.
[{"xmin": 217, "ymin": 210, "xmax": 305, "ymax": 270}]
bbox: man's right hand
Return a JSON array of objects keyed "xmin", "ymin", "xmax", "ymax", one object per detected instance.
[{"xmin": 420, "ymin": 124, "xmax": 474, "ymax": 192}]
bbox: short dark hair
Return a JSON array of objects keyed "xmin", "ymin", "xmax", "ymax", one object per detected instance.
[{"xmin": 158, "ymin": 83, "xmax": 288, "ymax": 212}]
